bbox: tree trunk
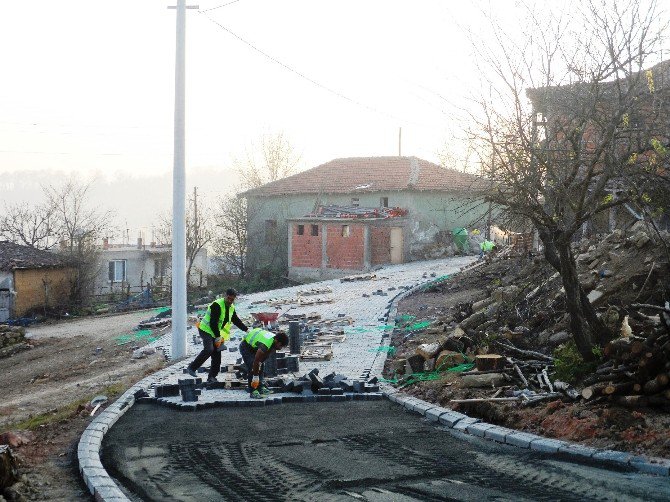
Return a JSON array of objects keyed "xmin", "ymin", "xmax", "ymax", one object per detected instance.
[{"xmin": 538, "ymin": 227, "xmax": 612, "ymax": 361}]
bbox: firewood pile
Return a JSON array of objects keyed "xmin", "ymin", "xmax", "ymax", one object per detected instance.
[{"xmin": 581, "ymin": 302, "xmax": 670, "ymax": 408}]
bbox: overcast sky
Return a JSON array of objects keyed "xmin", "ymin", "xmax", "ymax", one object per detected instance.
[{"xmin": 1, "ymin": 1, "xmax": 666, "ymax": 236}]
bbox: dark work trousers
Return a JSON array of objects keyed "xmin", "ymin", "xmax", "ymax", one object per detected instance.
[
  {"xmin": 188, "ymin": 329, "xmax": 221, "ymax": 379},
  {"xmin": 240, "ymin": 341, "xmax": 263, "ymax": 395}
]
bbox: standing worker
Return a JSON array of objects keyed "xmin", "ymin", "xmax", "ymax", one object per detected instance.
[
  {"xmin": 479, "ymin": 239, "xmax": 496, "ymax": 259},
  {"xmin": 186, "ymin": 288, "xmax": 248, "ymax": 382},
  {"xmin": 240, "ymin": 327, "xmax": 289, "ymax": 399}
]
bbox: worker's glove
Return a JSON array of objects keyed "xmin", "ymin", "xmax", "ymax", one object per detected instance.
[
  {"xmin": 251, "ymin": 375, "xmax": 260, "ymax": 389},
  {"xmin": 213, "ymin": 336, "xmax": 223, "ymax": 347}
]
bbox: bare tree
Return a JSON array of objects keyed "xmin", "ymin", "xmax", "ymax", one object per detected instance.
[
  {"xmin": 156, "ymin": 187, "xmax": 212, "ymax": 286},
  {"xmin": 234, "ymin": 132, "xmax": 301, "ymax": 189},
  {"xmin": 213, "ymin": 194, "xmax": 249, "ymax": 278},
  {"xmin": 469, "ymin": 0, "xmax": 668, "ymax": 360},
  {"xmin": 0, "ymin": 201, "xmax": 58, "ymax": 250},
  {"xmin": 44, "ymin": 178, "xmax": 114, "ymax": 306}
]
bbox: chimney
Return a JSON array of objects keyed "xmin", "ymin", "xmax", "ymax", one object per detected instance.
[
  {"xmin": 137, "ymin": 237, "xmax": 143, "ymax": 249},
  {"xmin": 103, "ymin": 237, "xmax": 109, "ymax": 250}
]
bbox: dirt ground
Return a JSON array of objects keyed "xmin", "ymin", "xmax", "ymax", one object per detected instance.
[
  {"xmin": 391, "ymin": 246, "xmax": 670, "ymax": 460},
  {"xmin": 0, "ymin": 309, "xmax": 168, "ymax": 501}
]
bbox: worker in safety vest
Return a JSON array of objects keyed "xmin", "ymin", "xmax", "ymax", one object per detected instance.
[
  {"xmin": 186, "ymin": 288, "xmax": 248, "ymax": 382},
  {"xmin": 240, "ymin": 327, "xmax": 289, "ymax": 399},
  {"xmin": 479, "ymin": 239, "xmax": 496, "ymax": 259}
]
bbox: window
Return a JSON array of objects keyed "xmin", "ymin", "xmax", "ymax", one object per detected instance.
[
  {"xmin": 108, "ymin": 260, "xmax": 126, "ymax": 282},
  {"xmin": 311, "ymin": 224, "xmax": 319, "ymax": 236},
  {"xmin": 297, "ymin": 224, "xmax": 305, "ymax": 235},
  {"xmin": 265, "ymin": 219, "xmax": 277, "ymax": 243},
  {"xmin": 380, "ymin": 197, "xmax": 389, "ymax": 208},
  {"xmin": 351, "ymin": 197, "xmax": 360, "ymax": 207},
  {"xmin": 341, "ymin": 225, "xmax": 350, "ymax": 237}
]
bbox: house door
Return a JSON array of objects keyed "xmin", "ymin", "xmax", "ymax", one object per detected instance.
[
  {"xmin": 390, "ymin": 227, "xmax": 403, "ymax": 264},
  {"xmin": 0, "ymin": 290, "xmax": 10, "ymax": 322}
]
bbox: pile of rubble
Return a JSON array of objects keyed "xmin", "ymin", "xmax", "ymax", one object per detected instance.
[{"xmin": 0, "ymin": 325, "xmax": 28, "ymax": 358}]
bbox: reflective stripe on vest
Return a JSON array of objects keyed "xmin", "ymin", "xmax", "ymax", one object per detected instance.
[
  {"xmin": 244, "ymin": 328, "xmax": 275, "ymax": 351},
  {"xmin": 199, "ymin": 299, "xmax": 235, "ymax": 340}
]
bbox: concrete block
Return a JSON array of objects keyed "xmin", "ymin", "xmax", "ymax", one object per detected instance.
[
  {"xmin": 505, "ymin": 432, "xmax": 541, "ymax": 449},
  {"xmin": 530, "ymin": 438, "xmax": 569, "ymax": 454},
  {"xmin": 484, "ymin": 426, "xmax": 514, "ymax": 443},
  {"xmin": 425, "ymin": 407, "xmax": 449, "ymax": 422},
  {"xmin": 592, "ymin": 449, "xmax": 633, "ymax": 464},
  {"xmin": 558, "ymin": 444, "xmax": 598, "ymax": 459},
  {"xmin": 452, "ymin": 417, "xmax": 481, "ymax": 432},
  {"xmin": 629, "ymin": 457, "xmax": 670, "ymax": 476},
  {"xmin": 410, "ymin": 401, "xmax": 435, "ymax": 416},
  {"xmin": 438, "ymin": 411, "xmax": 469, "ymax": 428},
  {"xmin": 465, "ymin": 422, "xmax": 496, "ymax": 437}
]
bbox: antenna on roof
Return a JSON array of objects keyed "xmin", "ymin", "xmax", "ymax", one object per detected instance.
[{"xmin": 398, "ymin": 127, "xmax": 402, "ymax": 157}]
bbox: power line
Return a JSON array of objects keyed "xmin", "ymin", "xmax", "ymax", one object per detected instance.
[
  {"xmin": 201, "ymin": 0, "xmax": 242, "ymax": 13},
  {"xmin": 198, "ymin": 11, "xmax": 433, "ymax": 128}
]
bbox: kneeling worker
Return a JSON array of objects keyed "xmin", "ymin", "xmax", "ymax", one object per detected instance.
[{"xmin": 240, "ymin": 327, "xmax": 289, "ymax": 399}]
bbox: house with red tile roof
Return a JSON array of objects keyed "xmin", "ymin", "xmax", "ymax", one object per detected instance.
[{"xmin": 241, "ymin": 156, "xmax": 488, "ymax": 280}]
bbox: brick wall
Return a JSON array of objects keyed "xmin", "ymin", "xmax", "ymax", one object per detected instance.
[
  {"xmin": 13, "ymin": 267, "xmax": 75, "ymax": 316},
  {"xmin": 326, "ymin": 223, "xmax": 365, "ymax": 270},
  {"xmin": 370, "ymin": 227, "xmax": 391, "ymax": 265},
  {"xmin": 290, "ymin": 223, "xmax": 322, "ymax": 268}
]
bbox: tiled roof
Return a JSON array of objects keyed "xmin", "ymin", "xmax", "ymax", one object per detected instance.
[
  {"xmin": 242, "ymin": 156, "xmax": 486, "ymax": 197},
  {"xmin": 0, "ymin": 241, "xmax": 72, "ymax": 271}
]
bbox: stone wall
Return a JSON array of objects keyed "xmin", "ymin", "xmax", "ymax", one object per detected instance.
[{"xmin": 0, "ymin": 325, "xmax": 26, "ymax": 349}]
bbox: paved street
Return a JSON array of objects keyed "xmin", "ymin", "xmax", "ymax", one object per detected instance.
[{"xmin": 102, "ymin": 400, "xmax": 670, "ymax": 502}]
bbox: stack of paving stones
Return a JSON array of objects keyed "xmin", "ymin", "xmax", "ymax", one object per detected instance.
[{"xmin": 178, "ymin": 378, "xmax": 201, "ymax": 402}]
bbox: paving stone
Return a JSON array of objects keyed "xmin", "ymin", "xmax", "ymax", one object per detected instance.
[
  {"xmin": 505, "ymin": 432, "xmax": 541, "ymax": 449},
  {"xmin": 483, "ymin": 426, "xmax": 514, "ymax": 443},
  {"xmin": 530, "ymin": 438, "xmax": 569, "ymax": 454},
  {"xmin": 592, "ymin": 449, "xmax": 634, "ymax": 464},
  {"xmin": 629, "ymin": 457, "xmax": 670, "ymax": 476}
]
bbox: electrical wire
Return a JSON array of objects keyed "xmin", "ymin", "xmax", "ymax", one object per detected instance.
[{"xmin": 201, "ymin": 0, "xmax": 242, "ymax": 13}]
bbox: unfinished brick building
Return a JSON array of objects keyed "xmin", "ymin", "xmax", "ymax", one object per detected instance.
[{"xmin": 242, "ymin": 156, "xmax": 488, "ymax": 280}]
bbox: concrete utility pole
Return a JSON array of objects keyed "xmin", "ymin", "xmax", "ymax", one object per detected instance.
[
  {"xmin": 168, "ymin": 0, "xmax": 198, "ymax": 359},
  {"xmin": 398, "ymin": 127, "xmax": 402, "ymax": 156}
]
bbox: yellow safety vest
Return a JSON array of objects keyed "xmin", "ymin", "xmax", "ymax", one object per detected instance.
[{"xmin": 199, "ymin": 299, "xmax": 235, "ymax": 340}]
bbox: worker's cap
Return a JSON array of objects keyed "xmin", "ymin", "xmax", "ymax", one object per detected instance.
[{"xmin": 225, "ymin": 288, "xmax": 238, "ymax": 297}]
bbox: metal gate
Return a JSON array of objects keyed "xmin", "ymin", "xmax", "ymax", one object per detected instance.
[{"xmin": 0, "ymin": 290, "xmax": 10, "ymax": 322}]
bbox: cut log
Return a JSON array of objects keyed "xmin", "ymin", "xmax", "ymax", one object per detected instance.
[
  {"xmin": 582, "ymin": 383, "xmax": 608, "ymax": 400},
  {"xmin": 461, "ymin": 372, "xmax": 505, "ymax": 388},
  {"xmin": 603, "ymin": 382, "xmax": 637, "ymax": 396},
  {"xmin": 642, "ymin": 376, "xmax": 668, "ymax": 395},
  {"xmin": 612, "ymin": 395, "xmax": 670, "ymax": 408},
  {"xmin": 475, "ymin": 354, "xmax": 505, "ymax": 371},
  {"xmin": 415, "ymin": 342, "xmax": 441, "ymax": 361}
]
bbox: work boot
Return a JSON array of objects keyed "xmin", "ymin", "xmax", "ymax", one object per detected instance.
[
  {"xmin": 260, "ymin": 385, "xmax": 272, "ymax": 396},
  {"xmin": 186, "ymin": 368, "xmax": 197, "ymax": 378},
  {"xmin": 250, "ymin": 390, "xmax": 263, "ymax": 399},
  {"xmin": 207, "ymin": 376, "xmax": 218, "ymax": 383}
]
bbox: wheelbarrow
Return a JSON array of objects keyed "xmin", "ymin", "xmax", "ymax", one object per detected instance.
[{"xmin": 251, "ymin": 312, "xmax": 280, "ymax": 329}]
